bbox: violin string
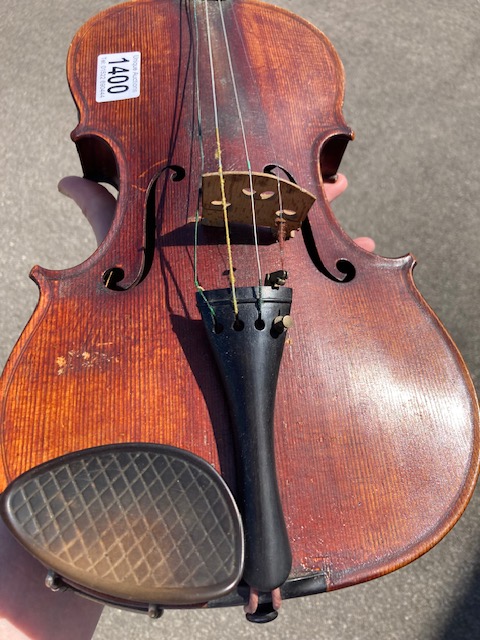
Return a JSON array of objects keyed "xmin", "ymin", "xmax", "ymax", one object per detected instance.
[
  {"xmin": 204, "ymin": 0, "xmax": 239, "ymax": 316},
  {"xmin": 214, "ymin": 3, "xmax": 280, "ymax": 607},
  {"xmin": 200, "ymin": 2, "xmax": 280, "ymax": 609},
  {"xmin": 230, "ymin": 8, "xmax": 287, "ymax": 274},
  {"xmin": 192, "ymin": 0, "xmax": 216, "ymax": 319},
  {"xmin": 193, "ymin": 0, "xmax": 204, "ymax": 295},
  {"xmin": 216, "ymin": 0, "xmax": 263, "ymax": 291}
]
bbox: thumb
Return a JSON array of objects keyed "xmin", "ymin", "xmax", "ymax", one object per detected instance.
[
  {"xmin": 323, "ymin": 173, "xmax": 347, "ymax": 203},
  {"xmin": 353, "ymin": 236, "xmax": 376, "ymax": 252},
  {"xmin": 58, "ymin": 176, "xmax": 116, "ymax": 246}
]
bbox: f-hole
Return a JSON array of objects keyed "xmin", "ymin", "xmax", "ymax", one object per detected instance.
[
  {"xmin": 103, "ymin": 165, "xmax": 186, "ymax": 291},
  {"xmin": 301, "ymin": 216, "xmax": 355, "ymax": 283},
  {"xmin": 263, "ymin": 164, "xmax": 297, "ymax": 185},
  {"xmin": 263, "ymin": 164, "xmax": 355, "ymax": 283}
]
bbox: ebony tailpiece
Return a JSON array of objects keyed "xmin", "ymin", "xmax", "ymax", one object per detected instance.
[{"xmin": 197, "ymin": 286, "xmax": 293, "ymax": 599}]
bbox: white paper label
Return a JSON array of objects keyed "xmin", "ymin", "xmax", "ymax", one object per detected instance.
[{"xmin": 96, "ymin": 52, "xmax": 141, "ymax": 103}]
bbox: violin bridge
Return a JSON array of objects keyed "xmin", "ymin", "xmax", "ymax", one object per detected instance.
[{"xmin": 201, "ymin": 172, "xmax": 315, "ymax": 239}]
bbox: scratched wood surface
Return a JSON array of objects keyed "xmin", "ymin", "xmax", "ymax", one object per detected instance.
[{"xmin": 0, "ymin": 0, "xmax": 478, "ymax": 600}]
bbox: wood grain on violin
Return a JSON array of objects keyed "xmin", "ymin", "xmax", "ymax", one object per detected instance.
[{"xmin": 0, "ymin": 0, "xmax": 478, "ymax": 618}]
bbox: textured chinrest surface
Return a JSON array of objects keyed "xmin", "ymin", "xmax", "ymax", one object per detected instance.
[{"xmin": 0, "ymin": 443, "xmax": 244, "ymax": 605}]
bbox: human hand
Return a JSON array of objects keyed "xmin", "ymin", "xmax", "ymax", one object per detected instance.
[
  {"xmin": 0, "ymin": 173, "xmax": 373, "ymax": 638},
  {"xmin": 0, "ymin": 518, "xmax": 103, "ymax": 639},
  {"xmin": 321, "ymin": 174, "xmax": 375, "ymax": 252}
]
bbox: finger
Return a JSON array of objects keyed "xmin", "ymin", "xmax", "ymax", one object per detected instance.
[
  {"xmin": 324, "ymin": 173, "xmax": 348, "ymax": 203},
  {"xmin": 353, "ymin": 236, "xmax": 376, "ymax": 252},
  {"xmin": 58, "ymin": 176, "xmax": 117, "ymax": 246},
  {"xmin": 243, "ymin": 588, "xmax": 259, "ymax": 615},
  {"xmin": 322, "ymin": 176, "xmax": 375, "ymax": 252}
]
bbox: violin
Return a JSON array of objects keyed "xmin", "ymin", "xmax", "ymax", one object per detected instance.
[{"xmin": 1, "ymin": 0, "xmax": 478, "ymax": 625}]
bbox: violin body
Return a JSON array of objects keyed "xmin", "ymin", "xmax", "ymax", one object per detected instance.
[{"xmin": 0, "ymin": 0, "xmax": 478, "ymax": 618}]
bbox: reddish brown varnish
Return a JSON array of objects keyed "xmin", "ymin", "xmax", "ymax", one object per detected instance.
[{"xmin": 0, "ymin": 0, "xmax": 478, "ymax": 596}]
